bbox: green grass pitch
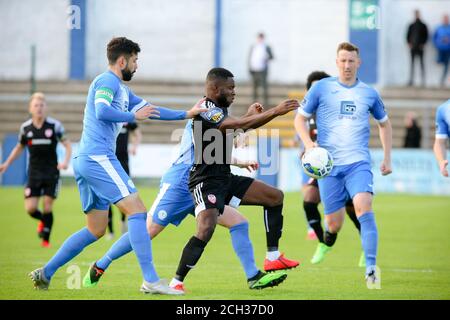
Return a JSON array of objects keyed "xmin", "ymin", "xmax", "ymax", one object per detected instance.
[{"xmin": 0, "ymin": 186, "xmax": 449, "ymax": 300}]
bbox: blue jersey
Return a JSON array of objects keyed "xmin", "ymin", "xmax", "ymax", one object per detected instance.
[
  {"xmin": 435, "ymin": 99, "xmax": 450, "ymax": 140},
  {"xmin": 77, "ymin": 71, "xmax": 146, "ymax": 156},
  {"xmin": 298, "ymin": 77, "xmax": 388, "ymax": 165},
  {"xmin": 173, "ymin": 120, "xmax": 195, "ymax": 166}
]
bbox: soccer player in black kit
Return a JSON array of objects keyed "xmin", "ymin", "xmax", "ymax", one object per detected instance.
[
  {"xmin": 106, "ymin": 122, "xmax": 141, "ymax": 239},
  {"xmin": 170, "ymin": 68, "xmax": 300, "ymax": 291},
  {"xmin": 0, "ymin": 93, "xmax": 72, "ymax": 247}
]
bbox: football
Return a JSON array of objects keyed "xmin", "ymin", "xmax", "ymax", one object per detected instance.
[{"xmin": 301, "ymin": 147, "xmax": 333, "ymax": 179}]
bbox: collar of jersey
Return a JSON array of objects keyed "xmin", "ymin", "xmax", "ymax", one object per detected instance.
[
  {"xmin": 336, "ymin": 78, "xmax": 360, "ymax": 89},
  {"xmin": 107, "ymin": 70, "xmax": 121, "ymax": 81}
]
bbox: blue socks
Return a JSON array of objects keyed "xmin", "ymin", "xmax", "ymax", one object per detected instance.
[
  {"xmin": 358, "ymin": 212, "xmax": 378, "ymax": 274},
  {"xmin": 230, "ymin": 222, "xmax": 259, "ymax": 279},
  {"xmin": 96, "ymin": 232, "xmax": 133, "ymax": 270},
  {"xmin": 127, "ymin": 213, "xmax": 159, "ymax": 283},
  {"xmin": 44, "ymin": 227, "xmax": 97, "ymax": 280}
]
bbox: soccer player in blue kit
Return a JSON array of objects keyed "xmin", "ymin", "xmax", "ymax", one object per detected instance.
[
  {"xmin": 433, "ymin": 99, "xmax": 450, "ymax": 177},
  {"xmin": 295, "ymin": 42, "xmax": 393, "ymax": 287},
  {"xmin": 83, "ymin": 119, "xmax": 288, "ymax": 293},
  {"xmin": 29, "ymin": 37, "xmax": 206, "ymax": 294}
]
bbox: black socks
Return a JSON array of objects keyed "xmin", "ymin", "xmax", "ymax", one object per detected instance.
[
  {"xmin": 175, "ymin": 236, "xmax": 207, "ymax": 281},
  {"xmin": 263, "ymin": 204, "xmax": 283, "ymax": 251}
]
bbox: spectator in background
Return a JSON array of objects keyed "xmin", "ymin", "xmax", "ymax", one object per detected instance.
[
  {"xmin": 406, "ymin": 10, "xmax": 428, "ymax": 87},
  {"xmin": 433, "ymin": 14, "xmax": 450, "ymax": 87},
  {"xmin": 248, "ymin": 32, "xmax": 274, "ymax": 106},
  {"xmin": 403, "ymin": 111, "xmax": 422, "ymax": 148}
]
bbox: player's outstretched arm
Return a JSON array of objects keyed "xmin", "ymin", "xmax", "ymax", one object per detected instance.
[
  {"xmin": 377, "ymin": 119, "xmax": 393, "ymax": 176},
  {"xmin": 218, "ymin": 99, "xmax": 299, "ymax": 132},
  {"xmin": 0, "ymin": 143, "xmax": 24, "ymax": 173},
  {"xmin": 146, "ymin": 98, "xmax": 207, "ymax": 120},
  {"xmin": 243, "ymin": 103, "xmax": 264, "ymax": 117},
  {"xmin": 433, "ymin": 138, "xmax": 449, "ymax": 177}
]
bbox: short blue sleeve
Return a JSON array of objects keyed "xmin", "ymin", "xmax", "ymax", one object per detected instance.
[
  {"xmin": 94, "ymin": 74, "xmax": 120, "ymax": 106},
  {"xmin": 370, "ymin": 90, "xmax": 388, "ymax": 122},
  {"xmin": 436, "ymin": 103, "xmax": 449, "ymax": 139},
  {"xmin": 298, "ymin": 82, "xmax": 320, "ymax": 118}
]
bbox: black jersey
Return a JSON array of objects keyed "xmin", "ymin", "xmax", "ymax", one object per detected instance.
[
  {"xmin": 116, "ymin": 122, "xmax": 138, "ymax": 158},
  {"xmin": 189, "ymin": 98, "xmax": 234, "ymax": 185},
  {"xmin": 19, "ymin": 117, "xmax": 65, "ymax": 179}
]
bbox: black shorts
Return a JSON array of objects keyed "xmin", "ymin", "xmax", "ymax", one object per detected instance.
[
  {"xmin": 25, "ymin": 177, "xmax": 60, "ymax": 199},
  {"xmin": 190, "ymin": 174, "xmax": 254, "ymax": 216}
]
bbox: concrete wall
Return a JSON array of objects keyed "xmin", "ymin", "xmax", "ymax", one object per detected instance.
[
  {"xmin": 0, "ymin": 0, "xmax": 69, "ymax": 80},
  {"xmin": 380, "ymin": 0, "xmax": 450, "ymax": 87},
  {"xmin": 85, "ymin": 0, "xmax": 214, "ymax": 81},
  {"xmin": 221, "ymin": 0, "xmax": 348, "ymax": 84},
  {"xmin": 1, "ymin": 0, "xmax": 449, "ymax": 86}
]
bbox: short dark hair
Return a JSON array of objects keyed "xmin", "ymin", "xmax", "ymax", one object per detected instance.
[
  {"xmin": 107, "ymin": 37, "xmax": 141, "ymax": 65},
  {"xmin": 206, "ymin": 68, "xmax": 234, "ymax": 82},
  {"xmin": 306, "ymin": 71, "xmax": 330, "ymax": 90}
]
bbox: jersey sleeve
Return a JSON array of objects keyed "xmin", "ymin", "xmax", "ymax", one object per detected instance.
[
  {"xmin": 94, "ymin": 76, "xmax": 135, "ymax": 123},
  {"xmin": 435, "ymin": 105, "xmax": 449, "ymax": 140},
  {"xmin": 54, "ymin": 120, "xmax": 66, "ymax": 141},
  {"xmin": 197, "ymin": 101, "xmax": 226, "ymax": 129},
  {"xmin": 298, "ymin": 82, "xmax": 320, "ymax": 118},
  {"xmin": 18, "ymin": 124, "xmax": 27, "ymax": 146},
  {"xmin": 370, "ymin": 90, "xmax": 388, "ymax": 123},
  {"xmin": 94, "ymin": 75, "xmax": 119, "ymax": 107},
  {"xmin": 127, "ymin": 88, "xmax": 148, "ymax": 113}
]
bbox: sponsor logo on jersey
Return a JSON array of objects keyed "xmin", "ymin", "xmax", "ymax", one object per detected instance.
[
  {"xmin": 207, "ymin": 194, "xmax": 216, "ymax": 204},
  {"xmin": 340, "ymin": 101, "xmax": 356, "ymax": 115},
  {"xmin": 45, "ymin": 129, "xmax": 53, "ymax": 138},
  {"xmin": 30, "ymin": 139, "xmax": 51, "ymax": 145},
  {"xmin": 27, "ymin": 131, "xmax": 33, "ymax": 138},
  {"xmin": 204, "ymin": 108, "xmax": 224, "ymax": 123}
]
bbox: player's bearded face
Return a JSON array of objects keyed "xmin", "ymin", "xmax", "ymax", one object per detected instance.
[
  {"xmin": 121, "ymin": 55, "xmax": 137, "ymax": 81},
  {"xmin": 121, "ymin": 63, "xmax": 134, "ymax": 81},
  {"xmin": 217, "ymin": 78, "xmax": 235, "ymax": 107}
]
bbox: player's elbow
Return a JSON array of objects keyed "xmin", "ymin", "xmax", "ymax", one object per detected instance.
[{"xmin": 95, "ymin": 104, "xmax": 108, "ymax": 121}]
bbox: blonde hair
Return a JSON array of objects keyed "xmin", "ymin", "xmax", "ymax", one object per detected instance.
[
  {"xmin": 337, "ymin": 42, "xmax": 359, "ymax": 55},
  {"xmin": 29, "ymin": 92, "xmax": 46, "ymax": 105}
]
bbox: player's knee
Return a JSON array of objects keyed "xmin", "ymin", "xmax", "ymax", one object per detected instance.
[
  {"xmin": 43, "ymin": 204, "xmax": 53, "ymax": 213},
  {"xmin": 89, "ymin": 227, "xmax": 106, "ymax": 239},
  {"xmin": 303, "ymin": 188, "xmax": 320, "ymax": 203},
  {"xmin": 327, "ymin": 220, "xmax": 342, "ymax": 233},
  {"xmin": 196, "ymin": 215, "xmax": 217, "ymax": 242},
  {"xmin": 196, "ymin": 226, "xmax": 215, "ymax": 243},
  {"xmin": 25, "ymin": 205, "xmax": 38, "ymax": 215},
  {"xmin": 267, "ymin": 189, "xmax": 284, "ymax": 206}
]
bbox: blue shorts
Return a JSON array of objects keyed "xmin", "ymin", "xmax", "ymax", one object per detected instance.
[
  {"xmin": 73, "ymin": 155, "xmax": 137, "ymax": 213},
  {"xmin": 148, "ymin": 164, "xmax": 194, "ymax": 227},
  {"xmin": 318, "ymin": 161, "xmax": 373, "ymax": 214}
]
